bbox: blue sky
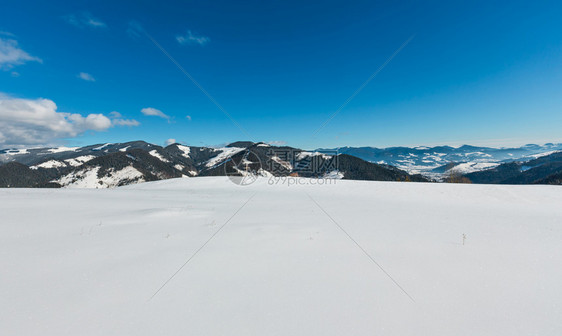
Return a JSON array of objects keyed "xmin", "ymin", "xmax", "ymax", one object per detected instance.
[{"xmin": 1, "ymin": 0, "xmax": 561, "ymax": 149}]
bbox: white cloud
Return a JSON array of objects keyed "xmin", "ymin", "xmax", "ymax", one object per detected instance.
[
  {"xmin": 0, "ymin": 96, "xmax": 136, "ymax": 147},
  {"xmin": 78, "ymin": 72, "xmax": 95, "ymax": 82},
  {"xmin": 64, "ymin": 12, "xmax": 107, "ymax": 29},
  {"xmin": 112, "ymin": 119, "xmax": 140, "ymax": 127},
  {"xmin": 176, "ymin": 30, "xmax": 210, "ymax": 46},
  {"xmin": 86, "ymin": 17, "xmax": 106, "ymax": 28},
  {"xmin": 108, "ymin": 111, "xmax": 139, "ymax": 126},
  {"xmin": 68, "ymin": 113, "xmax": 112, "ymax": 131},
  {"xmin": 109, "ymin": 111, "xmax": 122, "ymax": 118},
  {"xmin": 0, "ymin": 36, "xmax": 42, "ymax": 70},
  {"xmin": 186, "ymin": 115, "xmax": 192, "ymax": 121},
  {"xmin": 141, "ymin": 107, "xmax": 170, "ymax": 120},
  {"xmin": 165, "ymin": 138, "xmax": 176, "ymax": 146}
]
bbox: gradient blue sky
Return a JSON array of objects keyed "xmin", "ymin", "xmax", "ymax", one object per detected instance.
[{"xmin": 1, "ymin": 0, "xmax": 561, "ymax": 149}]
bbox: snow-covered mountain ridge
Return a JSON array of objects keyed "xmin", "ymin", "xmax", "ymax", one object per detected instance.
[
  {"xmin": 317, "ymin": 143, "xmax": 562, "ymax": 179},
  {"xmin": 2, "ymin": 141, "xmax": 562, "ymax": 188},
  {"xmin": 0, "ymin": 141, "xmax": 427, "ymax": 188}
]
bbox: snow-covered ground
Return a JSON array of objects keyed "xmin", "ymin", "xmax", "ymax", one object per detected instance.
[{"xmin": 1, "ymin": 178, "xmax": 561, "ymax": 335}]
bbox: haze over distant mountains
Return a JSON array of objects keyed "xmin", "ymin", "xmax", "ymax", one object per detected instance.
[
  {"xmin": 318, "ymin": 143, "xmax": 562, "ymax": 179},
  {"xmin": 1, "ymin": 141, "xmax": 561, "ymax": 188}
]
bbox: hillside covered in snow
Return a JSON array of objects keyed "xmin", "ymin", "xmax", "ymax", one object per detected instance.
[
  {"xmin": 0, "ymin": 141, "xmax": 427, "ymax": 188},
  {"xmin": 2, "ymin": 141, "xmax": 562, "ymax": 187}
]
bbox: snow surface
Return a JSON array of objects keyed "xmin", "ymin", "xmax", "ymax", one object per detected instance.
[
  {"xmin": 92, "ymin": 143, "xmax": 112, "ymax": 151},
  {"xmin": 64, "ymin": 155, "xmax": 97, "ymax": 167},
  {"xmin": 4, "ymin": 148, "xmax": 29, "ymax": 155},
  {"xmin": 47, "ymin": 147, "xmax": 79, "ymax": 153},
  {"xmin": 149, "ymin": 150, "xmax": 170, "ymax": 163},
  {"xmin": 0, "ymin": 178, "xmax": 561, "ymax": 336},
  {"xmin": 205, "ymin": 147, "xmax": 245, "ymax": 168},
  {"xmin": 270, "ymin": 155, "xmax": 293, "ymax": 170},
  {"xmin": 296, "ymin": 151, "xmax": 332, "ymax": 160},
  {"xmin": 30, "ymin": 159, "xmax": 67, "ymax": 169},
  {"xmin": 527, "ymin": 150, "xmax": 561, "ymax": 159},
  {"xmin": 55, "ymin": 166, "xmax": 144, "ymax": 188},
  {"xmin": 464, "ymin": 151, "xmax": 493, "ymax": 157},
  {"xmin": 176, "ymin": 144, "xmax": 191, "ymax": 158},
  {"xmin": 323, "ymin": 170, "xmax": 344, "ymax": 179},
  {"xmin": 449, "ymin": 162, "xmax": 501, "ymax": 175}
]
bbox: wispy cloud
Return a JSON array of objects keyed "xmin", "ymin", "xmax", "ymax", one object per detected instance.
[
  {"xmin": 0, "ymin": 36, "xmax": 42, "ymax": 70},
  {"xmin": 77, "ymin": 72, "xmax": 95, "ymax": 82},
  {"xmin": 141, "ymin": 107, "xmax": 170, "ymax": 120},
  {"xmin": 109, "ymin": 111, "xmax": 122, "ymax": 118},
  {"xmin": 112, "ymin": 118, "xmax": 140, "ymax": 127},
  {"xmin": 108, "ymin": 111, "xmax": 140, "ymax": 126},
  {"xmin": 176, "ymin": 30, "xmax": 210, "ymax": 46},
  {"xmin": 63, "ymin": 12, "xmax": 107, "ymax": 29},
  {"xmin": 127, "ymin": 21, "xmax": 144, "ymax": 38}
]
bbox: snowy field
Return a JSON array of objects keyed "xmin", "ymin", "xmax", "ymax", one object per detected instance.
[{"xmin": 1, "ymin": 177, "xmax": 561, "ymax": 335}]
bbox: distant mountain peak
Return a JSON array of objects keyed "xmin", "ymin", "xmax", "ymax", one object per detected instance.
[{"xmin": 226, "ymin": 141, "xmax": 255, "ymax": 148}]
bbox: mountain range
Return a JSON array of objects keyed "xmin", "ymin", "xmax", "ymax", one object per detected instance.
[
  {"xmin": 464, "ymin": 151, "xmax": 562, "ymax": 184},
  {"xmin": 1, "ymin": 141, "xmax": 561, "ymax": 188},
  {"xmin": 318, "ymin": 143, "xmax": 562, "ymax": 179},
  {"xmin": 0, "ymin": 141, "xmax": 427, "ymax": 188}
]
